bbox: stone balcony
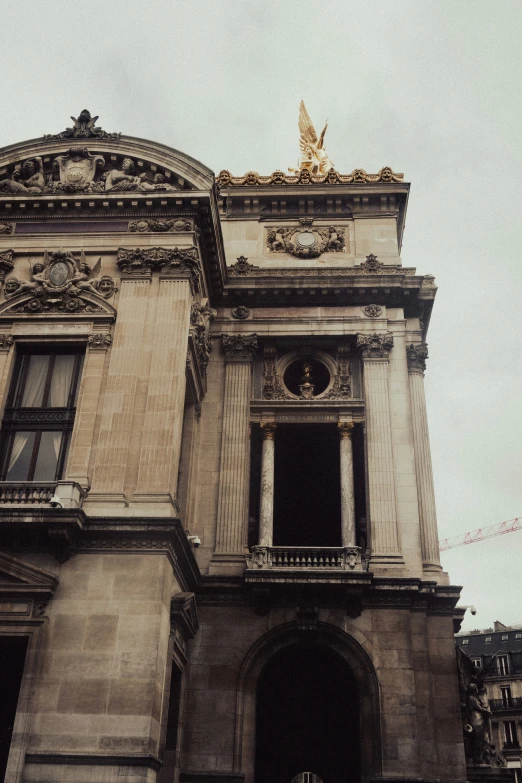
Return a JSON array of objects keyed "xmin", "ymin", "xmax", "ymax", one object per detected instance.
[
  {"xmin": 0, "ymin": 481, "xmax": 85, "ymax": 509},
  {"xmin": 247, "ymin": 545, "xmax": 364, "ymax": 572}
]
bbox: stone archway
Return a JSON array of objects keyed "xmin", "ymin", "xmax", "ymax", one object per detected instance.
[{"xmin": 234, "ymin": 622, "xmax": 381, "ymax": 783}]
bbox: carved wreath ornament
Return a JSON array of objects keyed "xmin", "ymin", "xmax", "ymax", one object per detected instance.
[{"xmin": 2, "ymin": 251, "xmax": 117, "ymax": 314}]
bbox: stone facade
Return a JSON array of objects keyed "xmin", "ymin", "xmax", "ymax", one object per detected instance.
[{"xmin": 0, "ymin": 111, "xmax": 469, "ymax": 783}]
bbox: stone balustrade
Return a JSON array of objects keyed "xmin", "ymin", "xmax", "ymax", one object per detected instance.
[
  {"xmin": 249, "ymin": 545, "xmax": 361, "ymax": 570},
  {"xmin": 0, "ymin": 482, "xmax": 56, "ymax": 504}
]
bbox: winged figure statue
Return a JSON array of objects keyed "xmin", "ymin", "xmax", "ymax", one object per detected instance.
[{"xmin": 297, "ymin": 101, "xmax": 334, "ymax": 175}]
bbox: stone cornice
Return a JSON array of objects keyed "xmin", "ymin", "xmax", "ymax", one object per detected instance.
[{"xmin": 217, "ymin": 166, "xmax": 404, "ymax": 188}]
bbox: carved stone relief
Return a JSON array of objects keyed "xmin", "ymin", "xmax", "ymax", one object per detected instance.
[
  {"xmin": 228, "ymin": 256, "xmax": 259, "ymax": 275},
  {"xmin": 0, "ymin": 251, "xmax": 117, "ymax": 315},
  {"xmin": 87, "ymin": 334, "xmax": 112, "ymax": 350},
  {"xmin": 0, "ymin": 222, "xmax": 13, "ymax": 234},
  {"xmin": 44, "ymin": 110, "xmax": 120, "ymax": 142},
  {"xmin": 0, "ymin": 250, "xmax": 14, "ymax": 278},
  {"xmin": 231, "ymin": 305, "xmax": 250, "ymax": 320},
  {"xmin": 406, "ymin": 343, "xmax": 428, "ymax": 374},
  {"xmin": 356, "ymin": 333, "xmax": 394, "ymax": 359},
  {"xmin": 222, "ymin": 334, "xmax": 258, "ymax": 362},
  {"xmin": 262, "ymin": 345, "xmax": 351, "ymax": 401},
  {"xmin": 267, "ymin": 219, "xmax": 346, "ymax": 258},
  {"xmin": 190, "ymin": 300, "xmax": 217, "ymax": 372},
  {"xmin": 0, "ymin": 150, "xmax": 181, "ymax": 196},
  {"xmin": 216, "ymin": 165, "xmax": 404, "ymax": 188},
  {"xmin": 363, "ymin": 304, "xmax": 382, "ymax": 318}
]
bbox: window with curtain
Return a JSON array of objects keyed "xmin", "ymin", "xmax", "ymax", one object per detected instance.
[{"xmin": 0, "ymin": 349, "xmax": 84, "ymax": 482}]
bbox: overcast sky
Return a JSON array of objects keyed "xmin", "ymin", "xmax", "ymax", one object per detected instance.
[{"xmin": 1, "ymin": 0, "xmax": 521, "ymax": 631}]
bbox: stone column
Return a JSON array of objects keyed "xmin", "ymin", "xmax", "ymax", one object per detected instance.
[
  {"xmin": 212, "ymin": 334, "xmax": 257, "ymax": 570},
  {"xmin": 66, "ymin": 332, "xmax": 112, "ymax": 489},
  {"xmin": 259, "ymin": 422, "xmax": 277, "ymax": 547},
  {"xmin": 133, "ymin": 272, "xmax": 193, "ymax": 508},
  {"xmin": 407, "ymin": 343, "xmax": 441, "ymax": 571},
  {"xmin": 338, "ymin": 421, "xmax": 356, "ymax": 547},
  {"xmin": 357, "ymin": 333, "xmax": 401, "ymax": 561},
  {"xmin": 90, "ymin": 271, "xmax": 151, "ymax": 502}
]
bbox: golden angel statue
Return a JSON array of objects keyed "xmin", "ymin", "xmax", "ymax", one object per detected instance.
[{"xmin": 296, "ymin": 101, "xmax": 334, "ymax": 175}]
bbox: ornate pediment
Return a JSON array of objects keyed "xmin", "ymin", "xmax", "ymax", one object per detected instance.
[
  {"xmin": 0, "ymin": 250, "xmax": 117, "ymax": 318},
  {"xmin": 0, "ymin": 553, "xmax": 58, "ymax": 618}
]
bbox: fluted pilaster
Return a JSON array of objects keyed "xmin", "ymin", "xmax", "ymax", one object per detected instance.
[
  {"xmin": 357, "ymin": 333, "xmax": 401, "ymax": 559},
  {"xmin": 134, "ymin": 277, "xmax": 192, "ymax": 503},
  {"xmin": 91, "ymin": 275, "xmax": 150, "ymax": 497},
  {"xmin": 407, "ymin": 343, "xmax": 441, "ymax": 570},
  {"xmin": 214, "ymin": 335, "xmax": 257, "ymax": 560}
]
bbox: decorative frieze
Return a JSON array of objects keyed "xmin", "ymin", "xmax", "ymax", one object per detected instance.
[
  {"xmin": 217, "ymin": 165, "xmax": 404, "ymax": 188},
  {"xmin": 406, "ymin": 343, "xmax": 429, "ymax": 375},
  {"xmin": 117, "ymin": 246, "xmax": 201, "ymax": 290},
  {"xmin": 129, "ymin": 218, "xmax": 193, "ymax": 233},
  {"xmin": 227, "ymin": 254, "xmax": 415, "ymax": 278},
  {"xmin": 222, "ymin": 333, "xmax": 258, "ymax": 362},
  {"xmin": 356, "ymin": 333, "xmax": 394, "ymax": 360},
  {"xmin": 0, "ymin": 222, "xmax": 13, "ymax": 234}
]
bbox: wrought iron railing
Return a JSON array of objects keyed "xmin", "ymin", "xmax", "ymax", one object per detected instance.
[
  {"xmin": 0, "ymin": 482, "xmax": 56, "ymax": 504},
  {"xmin": 489, "ymin": 697, "xmax": 522, "ymax": 711},
  {"xmin": 249, "ymin": 545, "xmax": 361, "ymax": 570}
]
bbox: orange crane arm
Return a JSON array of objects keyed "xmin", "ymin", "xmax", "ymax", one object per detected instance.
[{"xmin": 439, "ymin": 516, "xmax": 521, "ymax": 551}]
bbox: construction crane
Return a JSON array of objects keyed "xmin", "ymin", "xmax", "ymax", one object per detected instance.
[{"xmin": 439, "ymin": 516, "xmax": 521, "ymax": 551}]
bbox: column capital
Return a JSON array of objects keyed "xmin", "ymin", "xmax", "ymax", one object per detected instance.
[
  {"xmin": 356, "ymin": 332, "xmax": 394, "ymax": 360},
  {"xmin": 260, "ymin": 421, "xmax": 277, "ymax": 440},
  {"xmin": 222, "ymin": 333, "xmax": 258, "ymax": 362},
  {"xmin": 406, "ymin": 342, "xmax": 429, "ymax": 375},
  {"xmin": 338, "ymin": 421, "xmax": 355, "ymax": 438},
  {"xmin": 117, "ymin": 246, "xmax": 201, "ymax": 292}
]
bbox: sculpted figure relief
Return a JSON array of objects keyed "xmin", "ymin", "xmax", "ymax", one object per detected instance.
[
  {"xmin": 105, "ymin": 158, "xmax": 177, "ymax": 192},
  {"xmin": 0, "ymin": 158, "xmax": 45, "ymax": 194}
]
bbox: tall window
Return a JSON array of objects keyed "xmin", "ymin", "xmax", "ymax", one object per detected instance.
[
  {"xmin": 504, "ymin": 720, "xmax": 518, "ymax": 747},
  {"xmin": 0, "ymin": 349, "xmax": 83, "ymax": 482},
  {"xmin": 500, "ymin": 686, "xmax": 512, "ymax": 707},
  {"xmin": 497, "ymin": 655, "xmax": 510, "ymax": 676}
]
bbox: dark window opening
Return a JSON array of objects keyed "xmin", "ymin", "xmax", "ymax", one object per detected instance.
[
  {"xmin": 159, "ymin": 663, "xmax": 183, "ymax": 783},
  {"xmin": 0, "ymin": 349, "xmax": 83, "ymax": 482},
  {"xmin": 255, "ymin": 642, "xmax": 360, "ymax": 783},
  {"xmin": 274, "ymin": 424, "xmax": 341, "ymax": 546},
  {"xmin": 0, "ymin": 636, "xmax": 28, "ymax": 783},
  {"xmin": 283, "ymin": 359, "xmax": 330, "ymax": 397}
]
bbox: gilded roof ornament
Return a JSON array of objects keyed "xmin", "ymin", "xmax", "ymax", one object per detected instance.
[
  {"xmin": 44, "ymin": 109, "xmax": 121, "ymax": 142},
  {"xmin": 294, "ymin": 100, "xmax": 334, "ymax": 176}
]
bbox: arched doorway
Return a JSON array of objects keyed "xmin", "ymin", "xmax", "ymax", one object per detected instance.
[{"xmin": 255, "ymin": 641, "xmax": 360, "ymax": 783}]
